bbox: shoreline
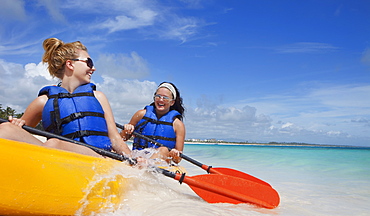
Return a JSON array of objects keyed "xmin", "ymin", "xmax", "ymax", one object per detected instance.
[
  {"xmin": 184, "ymin": 141, "xmax": 369, "ymax": 148},
  {"xmin": 33, "ymin": 135, "xmax": 368, "ymax": 149}
]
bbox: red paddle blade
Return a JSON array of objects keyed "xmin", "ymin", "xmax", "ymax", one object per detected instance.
[
  {"xmin": 209, "ymin": 167, "xmax": 271, "ymax": 187},
  {"xmin": 180, "ymin": 174, "xmax": 280, "ymax": 209}
]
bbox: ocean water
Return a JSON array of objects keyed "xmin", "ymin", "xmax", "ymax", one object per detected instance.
[{"xmin": 89, "ymin": 144, "xmax": 370, "ymax": 216}]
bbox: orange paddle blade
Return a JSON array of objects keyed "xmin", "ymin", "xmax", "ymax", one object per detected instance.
[
  {"xmin": 208, "ymin": 167, "xmax": 271, "ymax": 187},
  {"xmin": 180, "ymin": 154, "xmax": 272, "ymax": 187},
  {"xmin": 175, "ymin": 173, "xmax": 280, "ymax": 209}
]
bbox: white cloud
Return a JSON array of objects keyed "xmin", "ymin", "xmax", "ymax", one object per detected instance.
[
  {"xmin": 159, "ymin": 16, "xmax": 201, "ymax": 43},
  {"xmin": 309, "ymin": 85, "xmax": 370, "ymax": 108},
  {"xmin": 276, "ymin": 42, "xmax": 339, "ymax": 54},
  {"xmin": 0, "ymin": 0, "xmax": 27, "ymax": 21},
  {"xmin": 184, "ymin": 95, "xmax": 273, "ymax": 141},
  {"xmin": 0, "ymin": 0, "xmax": 205, "ymax": 59},
  {"xmin": 61, "ymin": 0, "xmax": 159, "ymax": 32},
  {"xmin": 97, "ymin": 78, "xmax": 157, "ymax": 124},
  {"xmin": 72, "ymin": 0, "xmax": 204, "ymax": 42},
  {"xmin": 0, "ymin": 39, "xmax": 42, "ymax": 56},
  {"xmin": 25, "ymin": 62, "xmax": 52, "ymax": 80},
  {"xmin": 38, "ymin": 0, "xmax": 66, "ymax": 22},
  {"xmin": 282, "ymin": 122, "xmax": 293, "ymax": 128},
  {"xmin": 96, "ymin": 52, "xmax": 150, "ymax": 79},
  {"xmin": 0, "ymin": 59, "xmax": 57, "ymax": 111},
  {"xmin": 229, "ymin": 83, "xmax": 370, "ymax": 145},
  {"xmin": 99, "ymin": 10, "xmax": 158, "ymax": 33}
]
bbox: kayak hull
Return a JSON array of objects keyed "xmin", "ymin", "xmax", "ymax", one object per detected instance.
[{"xmin": 0, "ymin": 138, "xmax": 128, "ymax": 215}]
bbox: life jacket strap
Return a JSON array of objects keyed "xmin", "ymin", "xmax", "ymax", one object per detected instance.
[
  {"xmin": 133, "ymin": 135, "xmax": 176, "ymax": 150},
  {"xmin": 60, "ymin": 111, "xmax": 105, "ymax": 125},
  {"xmin": 48, "ymin": 92, "xmax": 95, "ymax": 99},
  {"xmin": 150, "ymin": 135, "xmax": 176, "ymax": 142},
  {"xmin": 141, "ymin": 116, "xmax": 173, "ymax": 126},
  {"xmin": 45, "ymin": 112, "xmax": 105, "ymax": 132},
  {"xmin": 132, "ymin": 142, "xmax": 148, "ymax": 150},
  {"xmin": 64, "ymin": 130, "xmax": 109, "ymax": 139}
]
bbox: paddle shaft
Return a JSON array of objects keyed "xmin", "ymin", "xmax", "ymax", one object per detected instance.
[{"xmin": 0, "ymin": 118, "xmax": 134, "ymax": 164}]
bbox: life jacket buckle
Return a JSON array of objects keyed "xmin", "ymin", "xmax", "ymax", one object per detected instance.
[
  {"xmin": 75, "ymin": 130, "xmax": 88, "ymax": 138},
  {"xmin": 70, "ymin": 112, "xmax": 83, "ymax": 120},
  {"xmin": 58, "ymin": 93, "xmax": 72, "ymax": 98}
]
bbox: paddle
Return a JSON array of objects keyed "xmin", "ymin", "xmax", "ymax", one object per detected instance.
[
  {"xmin": 0, "ymin": 118, "xmax": 279, "ymax": 208},
  {"xmin": 116, "ymin": 123, "xmax": 271, "ymax": 187},
  {"xmin": 159, "ymin": 169, "xmax": 279, "ymax": 209}
]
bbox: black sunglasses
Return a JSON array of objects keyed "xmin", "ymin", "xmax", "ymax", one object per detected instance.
[{"xmin": 70, "ymin": 57, "xmax": 94, "ymax": 69}]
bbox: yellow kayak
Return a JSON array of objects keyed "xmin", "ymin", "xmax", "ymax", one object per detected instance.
[{"xmin": 0, "ymin": 138, "xmax": 128, "ymax": 215}]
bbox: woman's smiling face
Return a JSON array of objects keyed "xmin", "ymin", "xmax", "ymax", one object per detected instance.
[
  {"xmin": 72, "ymin": 50, "xmax": 95, "ymax": 84},
  {"xmin": 154, "ymin": 87, "xmax": 175, "ymax": 115}
]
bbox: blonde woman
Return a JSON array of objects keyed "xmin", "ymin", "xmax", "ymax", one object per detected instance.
[{"xmin": 0, "ymin": 38, "xmax": 130, "ymax": 157}]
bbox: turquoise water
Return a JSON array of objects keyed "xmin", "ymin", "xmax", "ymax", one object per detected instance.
[{"xmin": 95, "ymin": 144, "xmax": 370, "ymax": 216}]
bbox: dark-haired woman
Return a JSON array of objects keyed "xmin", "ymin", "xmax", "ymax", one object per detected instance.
[{"xmin": 121, "ymin": 82, "xmax": 185, "ymax": 164}]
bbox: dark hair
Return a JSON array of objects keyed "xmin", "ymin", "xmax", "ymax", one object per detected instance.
[{"xmin": 150, "ymin": 82, "xmax": 185, "ymax": 120}]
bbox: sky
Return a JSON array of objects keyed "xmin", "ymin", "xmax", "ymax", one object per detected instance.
[{"xmin": 1, "ymin": 0, "xmax": 370, "ymax": 147}]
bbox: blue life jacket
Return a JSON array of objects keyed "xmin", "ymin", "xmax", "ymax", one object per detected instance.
[
  {"xmin": 133, "ymin": 105, "xmax": 181, "ymax": 150},
  {"xmin": 38, "ymin": 83, "xmax": 112, "ymax": 150}
]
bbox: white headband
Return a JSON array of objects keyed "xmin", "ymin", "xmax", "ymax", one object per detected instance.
[{"xmin": 157, "ymin": 83, "xmax": 176, "ymax": 100}]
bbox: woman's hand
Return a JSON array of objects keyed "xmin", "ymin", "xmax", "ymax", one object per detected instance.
[
  {"xmin": 124, "ymin": 124, "xmax": 135, "ymax": 134},
  {"xmin": 8, "ymin": 116, "xmax": 26, "ymax": 127},
  {"xmin": 120, "ymin": 124, "xmax": 135, "ymax": 141},
  {"xmin": 169, "ymin": 149, "xmax": 182, "ymax": 164}
]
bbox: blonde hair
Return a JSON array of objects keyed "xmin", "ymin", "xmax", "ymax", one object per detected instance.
[{"xmin": 42, "ymin": 38, "xmax": 88, "ymax": 79}]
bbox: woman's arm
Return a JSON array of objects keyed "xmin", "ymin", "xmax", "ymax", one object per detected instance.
[
  {"xmin": 12, "ymin": 95, "xmax": 48, "ymax": 127},
  {"xmin": 120, "ymin": 109, "xmax": 145, "ymax": 140},
  {"xmin": 169, "ymin": 118, "xmax": 185, "ymax": 163},
  {"xmin": 94, "ymin": 91, "xmax": 131, "ymax": 155}
]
